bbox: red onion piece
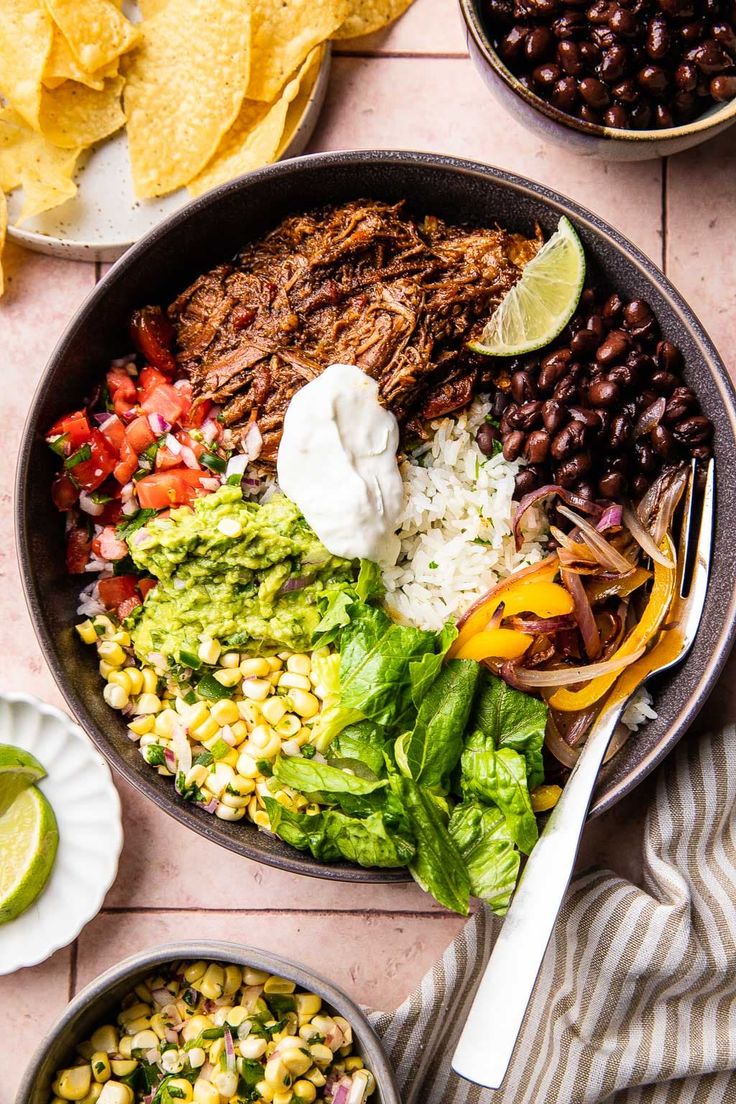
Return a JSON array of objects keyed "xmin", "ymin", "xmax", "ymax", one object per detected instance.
[
  {"xmin": 634, "ymin": 396, "xmax": 666, "ymax": 439},
  {"xmin": 513, "ymin": 646, "xmax": 645, "ymax": 687},
  {"xmin": 200, "ymin": 797, "xmax": 218, "ymax": 814},
  {"xmin": 226, "ymin": 453, "xmax": 248, "ymax": 479},
  {"xmin": 180, "ymin": 445, "xmax": 200, "ymax": 470},
  {"xmin": 332, "ymin": 1084, "xmax": 350, "ymax": 1104},
  {"xmin": 148, "ymin": 412, "xmax": 171, "ymax": 435},
  {"xmin": 596, "ymin": 504, "xmax": 622, "ymax": 531},
  {"xmin": 637, "ymin": 465, "xmax": 688, "ymax": 545},
  {"xmin": 277, "ymin": 575, "xmax": 315, "ymax": 596},
  {"xmin": 513, "ymin": 485, "xmax": 602, "ymax": 551},
  {"xmin": 622, "ymin": 504, "xmax": 673, "ymax": 567},
  {"xmin": 556, "ymin": 505, "xmax": 635, "ymax": 576},
  {"xmin": 163, "ymin": 748, "xmax": 176, "ymax": 773},
  {"xmin": 244, "ymin": 421, "xmax": 263, "ymax": 460},
  {"xmin": 561, "ymin": 568, "xmax": 600, "ymax": 660},
  {"xmin": 505, "ymin": 614, "xmax": 574, "ymax": 634},
  {"xmin": 224, "ymin": 1026, "xmax": 236, "ymax": 1072}
]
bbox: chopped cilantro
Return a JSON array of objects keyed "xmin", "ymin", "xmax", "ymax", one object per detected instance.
[
  {"xmin": 116, "ymin": 509, "xmax": 157, "ymax": 542},
  {"xmin": 64, "ymin": 443, "xmax": 92, "ymax": 469}
]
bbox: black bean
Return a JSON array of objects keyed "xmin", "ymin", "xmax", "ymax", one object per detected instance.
[
  {"xmin": 571, "ymin": 327, "xmax": 601, "ymax": 357},
  {"xmin": 607, "ymin": 363, "xmax": 637, "ymax": 388},
  {"xmin": 655, "ymin": 103, "xmax": 675, "ymax": 126},
  {"xmin": 503, "ymin": 430, "xmax": 526, "ymax": 461},
  {"xmin": 674, "ymin": 61, "xmax": 698, "ymax": 90},
  {"xmin": 511, "ymin": 369, "xmax": 537, "ymax": 403},
  {"xmin": 596, "ymin": 329, "xmax": 632, "ymax": 364},
  {"xmin": 553, "ymin": 75, "xmax": 580, "ymax": 109},
  {"xmin": 604, "ymin": 103, "xmax": 631, "ymax": 126},
  {"xmin": 629, "ymin": 99, "xmax": 654, "ymax": 126},
  {"xmin": 657, "ymin": 339, "xmax": 683, "ymax": 372},
  {"xmin": 525, "ymin": 429, "xmax": 552, "ymax": 462},
  {"xmin": 553, "ymin": 376, "xmax": 579, "ymax": 403},
  {"xmin": 491, "ymin": 389, "xmax": 510, "ymax": 418},
  {"xmin": 476, "ymin": 423, "xmax": 500, "ymax": 456},
  {"xmin": 558, "ymin": 38, "xmax": 583, "ymax": 72},
  {"xmin": 608, "ymin": 411, "xmax": 632, "ymax": 449},
  {"xmin": 551, "ymin": 420, "xmax": 586, "ymax": 460},
  {"xmin": 516, "ymin": 400, "xmax": 545, "ymax": 429},
  {"xmin": 569, "ymin": 405, "xmax": 603, "ymax": 429},
  {"xmin": 542, "ymin": 398, "xmax": 565, "ymax": 433},
  {"xmin": 631, "ymin": 474, "xmax": 651, "ymax": 498},
  {"xmin": 587, "ymin": 0, "xmax": 613, "ymax": 24},
  {"xmin": 634, "ymin": 440, "xmax": 658, "ymax": 473},
  {"xmin": 650, "ymin": 423, "xmax": 677, "ymax": 459},
  {"xmin": 712, "ymin": 22, "xmax": 736, "ymax": 54},
  {"xmin": 691, "ymin": 39, "xmax": 732, "ymax": 73},
  {"xmin": 538, "ymin": 348, "xmax": 572, "ymax": 391},
  {"xmin": 646, "ymin": 14, "xmax": 670, "ymax": 59},
  {"xmin": 580, "ymin": 75, "xmax": 611, "ymax": 106},
  {"xmin": 651, "ymin": 370, "xmax": 679, "ymax": 395},
  {"xmin": 612, "ymin": 76, "xmax": 640, "ymax": 101},
  {"xmin": 551, "ymin": 11, "xmax": 587, "ymax": 36},
  {"xmin": 672, "ymin": 415, "xmax": 713, "ymax": 445},
  {"xmin": 599, "ymin": 44, "xmax": 629, "ymax": 80},
  {"xmin": 602, "ymin": 293, "xmax": 624, "ymax": 324},
  {"xmin": 598, "ymin": 470, "xmax": 626, "ymax": 497},
  {"xmin": 587, "ymin": 313, "xmax": 607, "ymax": 339},
  {"xmin": 711, "ymin": 74, "xmax": 736, "ymax": 100},
  {"xmin": 623, "ymin": 298, "xmax": 653, "ymax": 329},
  {"xmin": 638, "ymin": 63, "xmax": 669, "ymax": 95},
  {"xmin": 588, "ymin": 377, "xmax": 622, "ymax": 406},
  {"xmin": 514, "ymin": 468, "xmax": 540, "ymax": 497},
  {"xmin": 526, "ymin": 25, "xmax": 556, "ymax": 61},
  {"xmin": 500, "ymin": 25, "xmax": 529, "ymax": 60},
  {"xmin": 533, "ymin": 62, "xmax": 562, "ymax": 86},
  {"xmin": 556, "ymin": 452, "xmax": 593, "ymax": 487}
]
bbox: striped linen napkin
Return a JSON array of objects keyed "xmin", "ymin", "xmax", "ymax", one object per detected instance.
[{"xmin": 369, "ymin": 723, "xmax": 736, "ymax": 1102}]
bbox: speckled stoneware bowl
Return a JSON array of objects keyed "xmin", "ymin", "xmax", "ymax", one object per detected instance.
[
  {"xmin": 14, "ymin": 941, "xmax": 401, "ymax": 1104},
  {"xmin": 16, "ymin": 150, "xmax": 736, "ymax": 885},
  {"xmin": 459, "ymin": 0, "xmax": 736, "ymax": 161}
]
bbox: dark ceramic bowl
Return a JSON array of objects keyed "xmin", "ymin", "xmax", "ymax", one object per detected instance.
[
  {"xmin": 14, "ymin": 941, "xmax": 401, "ymax": 1104},
  {"xmin": 459, "ymin": 0, "xmax": 736, "ymax": 161},
  {"xmin": 16, "ymin": 150, "xmax": 736, "ymax": 886}
]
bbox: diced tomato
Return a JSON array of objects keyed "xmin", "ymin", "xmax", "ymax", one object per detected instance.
[
  {"xmin": 125, "ymin": 414, "xmax": 156, "ymax": 455},
  {"xmin": 117, "ymin": 595, "xmax": 143, "ymax": 621},
  {"xmin": 130, "ymin": 306, "xmax": 176, "ymax": 375},
  {"xmin": 99, "ymin": 414, "xmax": 126, "ymax": 452},
  {"xmin": 136, "ymin": 469, "xmax": 208, "ymax": 509},
  {"xmin": 138, "ymin": 577, "xmax": 157, "ymax": 599},
  {"xmin": 98, "ymin": 575, "xmax": 139, "ymax": 611},
  {"xmin": 97, "ymin": 498, "xmax": 124, "ymax": 526},
  {"xmin": 175, "ymin": 430, "xmax": 205, "ymax": 460},
  {"xmin": 47, "ymin": 410, "xmax": 91, "ymax": 452},
  {"xmin": 113, "ymin": 439, "xmax": 139, "ymax": 485},
  {"xmin": 92, "ymin": 527, "xmax": 129, "ymax": 562},
  {"xmin": 141, "ymin": 383, "xmax": 189, "ymax": 425},
  {"xmin": 66, "ymin": 527, "xmax": 91, "ymax": 574},
  {"xmin": 155, "ymin": 445, "xmax": 183, "ymax": 470},
  {"xmin": 51, "ymin": 473, "xmax": 79, "ymax": 511},
  {"xmin": 183, "ymin": 396, "xmax": 212, "ymax": 430},
  {"xmin": 107, "ymin": 367, "xmax": 138, "ymax": 417},
  {"xmin": 137, "ymin": 366, "xmax": 170, "ymax": 403},
  {"xmin": 67, "ymin": 430, "xmax": 118, "ymax": 492}
]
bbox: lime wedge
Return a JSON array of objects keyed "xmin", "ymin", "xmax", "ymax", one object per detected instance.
[
  {"xmin": 0, "ymin": 744, "xmax": 47, "ymax": 816},
  {"xmin": 470, "ymin": 216, "xmax": 586, "ymax": 357},
  {"xmin": 0, "ymin": 786, "xmax": 58, "ymax": 924}
]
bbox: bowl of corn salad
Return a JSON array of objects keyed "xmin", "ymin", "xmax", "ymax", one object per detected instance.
[{"xmin": 16, "ymin": 943, "xmax": 400, "ymax": 1104}]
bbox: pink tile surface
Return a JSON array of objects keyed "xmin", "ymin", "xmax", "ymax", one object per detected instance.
[
  {"xmin": 310, "ymin": 56, "xmax": 663, "ymax": 263},
  {"xmin": 0, "ymin": 946, "xmax": 72, "ymax": 1101},
  {"xmin": 2, "ymin": 6, "xmax": 735, "ymax": 1089},
  {"xmin": 77, "ymin": 909, "xmax": 464, "ymax": 1011}
]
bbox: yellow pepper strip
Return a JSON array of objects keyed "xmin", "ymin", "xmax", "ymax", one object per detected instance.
[
  {"xmin": 501, "ymin": 581, "xmax": 575, "ymax": 619},
  {"xmin": 549, "ymin": 535, "xmax": 676, "ymax": 712},
  {"xmin": 531, "ymin": 784, "xmax": 562, "ymax": 813},
  {"xmin": 455, "ymin": 628, "xmax": 533, "ymax": 662},
  {"xmin": 586, "ymin": 566, "xmax": 651, "ymax": 605},
  {"xmin": 449, "ymin": 555, "xmax": 559, "ymax": 658}
]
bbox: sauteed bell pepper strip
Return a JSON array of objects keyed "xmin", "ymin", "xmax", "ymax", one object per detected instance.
[
  {"xmin": 448, "ymin": 555, "xmax": 561, "ymax": 658},
  {"xmin": 455, "ymin": 627, "xmax": 534, "ymax": 662},
  {"xmin": 548, "ymin": 535, "xmax": 676, "ymax": 712}
]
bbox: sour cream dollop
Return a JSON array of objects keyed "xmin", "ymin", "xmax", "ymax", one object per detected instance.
[{"xmin": 277, "ymin": 363, "xmax": 404, "ymax": 561}]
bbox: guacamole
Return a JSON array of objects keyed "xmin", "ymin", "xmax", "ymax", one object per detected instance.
[{"xmin": 129, "ymin": 485, "xmax": 355, "ymax": 662}]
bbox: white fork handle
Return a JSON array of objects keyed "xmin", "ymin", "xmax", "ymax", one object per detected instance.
[{"xmin": 451, "ymin": 704, "xmax": 621, "ymax": 1090}]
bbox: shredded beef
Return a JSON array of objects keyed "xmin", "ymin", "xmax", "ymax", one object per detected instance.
[{"xmin": 168, "ymin": 200, "xmax": 539, "ymax": 459}]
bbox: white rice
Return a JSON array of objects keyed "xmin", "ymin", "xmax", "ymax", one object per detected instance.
[{"xmin": 380, "ymin": 398, "xmax": 549, "ymax": 631}]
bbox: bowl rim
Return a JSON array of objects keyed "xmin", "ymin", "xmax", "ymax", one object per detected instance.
[
  {"xmin": 14, "ymin": 940, "xmax": 402, "ymax": 1104},
  {"xmin": 15, "ymin": 148, "xmax": 736, "ymax": 873},
  {"xmin": 458, "ymin": 0, "xmax": 736, "ymax": 143}
]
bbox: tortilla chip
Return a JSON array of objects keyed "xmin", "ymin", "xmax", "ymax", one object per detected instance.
[
  {"xmin": 333, "ymin": 0, "xmax": 415, "ymax": 39},
  {"xmin": 247, "ymin": 0, "xmax": 347, "ymax": 103},
  {"xmin": 43, "ymin": 29, "xmax": 120, "ymax": 92},
  {"xmin": 0, "ymin": 107, "xmax": 80, "ymax": 221},
  {"xmin": 0, "ymin": 0, "xmax": 54, "ymax": 130},
  {"xmin": 44, "ymin": 0, "xmax": 139, "ymax": 74},
  {"xmin": 275, "ymin": 46, "xmax": 324, "ymax": 162},
  {"xmin": 189, "ymin": 47, "xmax": 320, "ymax": 198},
  {"xmin": 138, "ymin": 0, "xmax": 169, "ymax": 15},
  {"xmin": 39, "ymin": 76, "xmax": 125, "ymax": 149},
  {"xmin": 0, "ymin": 190, "xmax": 7, "ymax": 298},
  {"xmin": 123, "ymin": 0, "xmax": 251, "ymax": 198}
]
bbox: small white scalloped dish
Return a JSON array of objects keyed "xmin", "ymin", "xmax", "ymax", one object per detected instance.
[{"xmin": 0, "ymin": 692, "xmax": 123, "ymax": 975}]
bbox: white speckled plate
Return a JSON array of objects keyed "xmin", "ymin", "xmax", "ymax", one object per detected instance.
[
  {"xmin": 7, "ymin": 24, "xmax": 331, "ymax": 263},
  {"xmin": 0, "ymin": 692, "xmax": 123, "ymax": 975}
]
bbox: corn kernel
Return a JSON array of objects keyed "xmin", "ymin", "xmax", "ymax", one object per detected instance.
[
  {"xmin": 166, "ymin": 1079, "xmax": 193, "ymax": 1103},
  {"xmin": 289, "ymin": 690, "xmax": 320, "ymax": 719},
  {"xmin": 265, "ymin": 1056, "xmax": 289, "ymax": 1089},
  {"xmin": 133, "ymin": 693, "xmax": 161, "ymax": 715},
  {"xmin": 80, "ymin": 1085, "xmax": 103, "ymax": 1104},
  {"xmin": 225, "ymin": 1003, "xmax": 248, "ymax": 1026},
  {"xmin": 281, "ymin": 1048, "xmax": 311, "ymax": 1077},
  {"xmin": 279, "ymin": 673, "xmax": 311, "ymax": 692},
  {"xmin": 97, "ymin": 1085, "xmax": 133, "ymax": 1104},
  {"xmin": 160, "ymin": 1049, "xmax": 183, "ymax": 1074},
  {"xmin": 185, "ymin": 702, "xmax": 210, "ymax": 729},
  {"xmin": 214, "ymin": 668, "xmax": 241, "ymax": 687},
  {"xmin": 92, "ymin": 615, "xmax": 114, "ymax": 635},
  {"xmin": 192, "ymin": 1081, "xmax": 219, "ymax": 1104},
  {"xmin": 154, "ymin": 709, "xmax": 179, "ymax": 738},
  {"xmin": 240, "ymin": 1034, "xmax": 267, "ymax": 1059},
  {"xmin": 103, "ymin": 684, "xmax": 129, "ymax": 711},
  {"xmin": 267, "ymin": 670, "xmax": 283, "ymax": 686},
  {"xmin": 117, "ymin": 1038, "xmax": 133, "ymax": 1060},
  {"xmin": 344, "ymin": 1056, "xmax": 364, "ymax": 1072},
  {"xmin": 229, "ymin": 771, "xmax": 255, "ymax": 796},
  {"xmin": 197, "ymin": 638, "xmax": 221, "ymax": 666},
  {"xmin": 126, "ymin": 668, "xmax": 143, "ymax": 695},
  {"xmin": 206, "ymin": 762, "xmax": 235, "ymax": 797},
  {"xmin": 333, "ymin": 1016, "xmax": 352, "ymax": 1045},
  {"xmin": 58, "ymin": 1067, "xmax": 92, "ymax": 1101},
  {"xmin": 220, "ymin": 790, "xmax": 250, "ymax": 809},
  {"xmin": 107, "ymin": 669, "xmax": 131, "ymax": 692},
  {"xmin": 256, "ymin": 1083, "xmax": 275, "ymax": 1103},
  {"xmin": 141, "ymin": 669, "xmax": 158, "ymax": 695},
  {"xmin": 274, "ymin": 714, "xmax": 301, "ymax": 739},
  {"xmin": 99, "ymin": 661, "xmax": 115, "ymax": 679},
  {"xmin": 230, "ymin": 720, "xmax": 249, "ymax": 745},
  {"xmin": 90, "ymin": 1054, "xmax": 111, "ymax": 1084},
  {"xmin": 266, "ymin": 655, "xmax": 284, "ymax": 671},
  {"xmin": 185, "ymin": 764, "xmax": 208, "ymax": 789},
  {"xmin": 76, "ymin": 620, "xmax": 98, "ymax": 645},
  {"xmin": 127, "ymin": 716, "xmax": 154, "ymax": 736},
  {"xmin": 242, "ymin": 678, "xmax": 271, "ymax": 702},
  {"xmin": 245, "ymin": 733, "xmax": 280, "ymax": 760},
  {"xmin": 109, "ymin": 1060, "xmax": 137, "ymax": 1078},
  {"xmin": 199, "ymin": 963, "xmax": 225, "ymax": 1001},
  {"xmin": 292, "ymin": 1081, "xmax": 316, "ymax": 1103},
  {"xmin": 285, "ymin": 653, "xmax": 311, "ymax": 676},
  {"xmin": 98, "ymin": 641, "xmax": 126, "ymax": 667},
  {"xmin": 181, "ymin": 1012, "xmax": 212, "ymax": 1039},
  {"xmin": 304, "ymin": 1068, "xmax": 326, "ymax": 1088},
  {"xmin": 210, "ymin": 699, "xmax": 240, "ymax": 726},
  {"xmin": 90, "ymin": 1027, "xmax": 118, "ymax": 1055},
  {"xmin": 149, "ymin": 1014, "xmax": 167, "ymax": 1041},
  {"xmin": 219, "ymin": 651, "xmax": 240, "ymax": 668},
  {"xmin": 309, "ymin": 1043, "xmax": 333, "ymax": 1066},
  {"xmin": 188, "ymin": 1047, "xmax": 206, "ymax": 1070},
  {"xmin": 190, "ymin": 716, "xmax": 219, "ymax": 742},
  {"xmin": 240, "ymin": 657, "xmax": 271, "ymax": 677},
  {"xmin": 215, "ymin": 802, "xmax": 245, "ymax": 821},
  {"xmin": 250, "ymin": 724, "xmax": 275, "ymax": 750},
  {"xmin": 253, "ymin": 809, "xmax": 271, "ymax": 829},
  {"xmin": 273, "ymin": 1093, "xmax": 293, "ymax": 1104},
  {"xmin": 213, "ymin": 1070, "xmax": 238, "ymax": 1098},
  {"xmin": 236, "ymin": 751, "xmax": 260, "ymax": 778},
  {"xmin": 294, "ymin": 993, "xmax": 321, "ymax": 1020},
  {"xmin": 130, "ymin": 1029, "xmax": 158, "ymax": 1052},
  {"xmin": 261, "ymin": 697, "xmax": 287, "ymax": 726}
]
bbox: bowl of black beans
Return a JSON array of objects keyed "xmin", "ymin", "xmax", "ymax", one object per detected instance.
[{"xmin": 459, "ymin": 0, "xmax": 736, "ymax": 159}]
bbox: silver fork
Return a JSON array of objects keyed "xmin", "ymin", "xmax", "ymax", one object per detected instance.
[{"xmin": 452, "ymin": 458, "xmax": 714, "ymax": 1091}]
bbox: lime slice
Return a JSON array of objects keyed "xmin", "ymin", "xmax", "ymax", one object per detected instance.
[
  {"xmin": 470, "ymin": 215, "xmax": 586, "ymax": 357},
  {"xmin": 0, "ymin": 786, "xmax": 58, "ymax": 924},
  {"xmin": 0, "ymin": 744, "xmax": 47, "ymax": 816}
]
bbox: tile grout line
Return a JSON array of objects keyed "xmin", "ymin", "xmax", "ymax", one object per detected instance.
[
  {"xmin": 661, "ymin": 159, "xmax": 668, "ymax": 276},
  {"xmin": 100, "ymin": 906, "xmax": 458, "ymax": 918},
  {"xmin": 332, "ymin": 50, "xmax": 469, "ymax": 60},
  {"xmin": 68, "ymin": 938, "xmax": 79, "ymax": 1000}
]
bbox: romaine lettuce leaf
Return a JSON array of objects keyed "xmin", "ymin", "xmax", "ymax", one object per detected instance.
[
  {"xmin": 329, "ymin": 721, "xmax": 390, "ymax": 778},
  {"xmin": 448, "ymin": 800, "xmax": 521, "ymax": 915},
  {"xmin": 408, "ymin": 621, "xmax": 458, "ymax": 709},
  {"xmin": 472, "ymin": 671, "xmax": 547, "ymax": 791},
  {"xmin": 390, "ymin": 775, "xmax": 470, "ymax": 915},
  {"xmin": 396, "ymin": 659, "xmax": 481, "ymax": 792},
  {"xmin": 264, "ymin": 798, "xmax": 415, "ymax": 868},
  {"xmin": 461, "ymin": 733, "xmax": 538, "ymax": 854}
]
